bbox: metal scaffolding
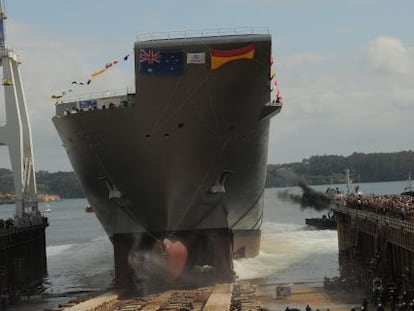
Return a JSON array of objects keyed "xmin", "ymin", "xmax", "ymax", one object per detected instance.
[{"xmin": 0, "ymin": 0, "xmax": 39, "ymax": 225}]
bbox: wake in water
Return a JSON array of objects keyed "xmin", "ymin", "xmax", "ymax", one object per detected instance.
[
  {"xmin": 233, "ymin": 222, "xmax": 338, "ymax": 284},
  {"xmin": 46, "ymin": 235, "xmax": 113, "ymax": 294},
  {"xmin": 47, "ymin": 244, "xmax": 74, "ymax": 257}
]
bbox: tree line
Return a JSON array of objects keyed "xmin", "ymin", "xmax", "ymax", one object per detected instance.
[
  {"xmin": 0, "ymin": 169, "xmax": 84, "ymax": 198},
  {"xmin": 0, "ymin": 151, "xmax": 413, "ymax": 196},
  {"xmin": 266, "ymin": 150, "xmax": 414, "ymax": 188}
]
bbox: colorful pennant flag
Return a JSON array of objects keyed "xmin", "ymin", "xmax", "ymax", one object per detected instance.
[
  {"xmin": 51, "ymin": 51, "xmax": 131, "ymax": 101},
  {"xmin": 91, "ymin": 68, "xmax": 107, "ymax": 78},
  {"xmin": 105, "ymin": 60, "xmax": 118, "ymax": 69},
  {"xmin": 139, "ymin": 49, "xmax": 184, "ymax": 75},
  {"xmin": 270, "ymin": 54, "xmax": 282, "ymax": 105},
  {"xmin": 51, "ymin": 91, "xmax": 69, "ymax": 99},
  {"xmin": 275, "ymin": 90, "xmax": 282, "ymax": 103},
  {"xmin": 210, "ymin": 44, "xmax": 255, "ymax": 70}
]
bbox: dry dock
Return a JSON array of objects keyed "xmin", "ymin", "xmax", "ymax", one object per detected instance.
[
  {"xmin": 48, "ymin": 281, "xmax": 364, "ymax": 311},
  {"xmin": 335, "ymin": 204, "xmax": 414, "ymax": 281},
  {"xmin": 332, "ymin": 196, "xmax": 414, "ymax": 309},
  {"xmin": 0, "ymin": 219, "xmax": 48, "ymax": 305}
]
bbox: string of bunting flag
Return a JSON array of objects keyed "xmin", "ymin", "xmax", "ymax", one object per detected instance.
[
  {"xmin": 51, "ymin": 53, "xmax": 130, "ymax": 100},
  {"xmin": 270, "ymin": 56, "xmax": 282, "ymax": 103},
  {"xmin": 51, "ymin": 44, "xmax": 282, "ymax": 103}
]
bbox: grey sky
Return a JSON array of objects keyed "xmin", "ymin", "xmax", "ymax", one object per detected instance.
[{"xmin": 0, "ymin": 0, "xmax": 413, "ymax": 171}]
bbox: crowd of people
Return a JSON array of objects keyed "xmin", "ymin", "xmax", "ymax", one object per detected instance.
[
  {"xmin": 0, "ymin": 213, "xmax": 46, "ymax": 230},
  {"xmin": 345, "ymin": 194, "xmax": 414, "ymax": 221},
  {"xmin": 0, "ymin": 218, "xmax": 14, "ymax": 230}
]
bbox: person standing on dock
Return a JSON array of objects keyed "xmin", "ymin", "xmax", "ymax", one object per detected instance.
[
  {"xmin": 408, "ymin": 300, "xmax": 414, "ymax": 311},
  {"xmin": 390, "ymin": 296, "xmax": 396, "ymax": 311},
  {"xmin": 362, "ymin": 297, "xmax": 369, "ymax": 311},
  {"xmin": 398, "ymin": 302, "xmax": 407, "ymax": 311}
]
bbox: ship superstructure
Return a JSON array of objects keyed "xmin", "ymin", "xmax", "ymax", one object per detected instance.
[{"xmin": 53, "ymin": 29, "xmax": 281, "ymax": 288}]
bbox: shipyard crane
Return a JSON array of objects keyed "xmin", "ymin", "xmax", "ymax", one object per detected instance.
[{"xmin": 0, "ymin": 0, "xmax": 40, "ymax": 225}]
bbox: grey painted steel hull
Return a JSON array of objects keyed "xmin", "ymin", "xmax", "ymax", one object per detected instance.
[{"xmin": 52, "ymin": 34, "xmax": 279, "ymax": 260}]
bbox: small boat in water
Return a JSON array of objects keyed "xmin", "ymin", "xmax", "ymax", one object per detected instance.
[
  {"xmin": 85, "ymin": 205, "xmax": 94, "ymax": 213},
  {"xmin": 401, "ymin": 173, "xmax": 414, "ymax": 196},
  {"xmin": 306, "ymin": 213, "xmax": 337, "ymax": 230},
  {"xmin": 43, "ymin": 208, "xmax": 52, "ymax": 213}
]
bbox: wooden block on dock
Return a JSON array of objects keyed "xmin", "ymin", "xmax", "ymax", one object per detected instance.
[
  {"xmin": 202, "ymin": 283, "xmax": 233, "ymax": 311},
  {"xmin": 62, "ymin": 291, "xmax": 118, "ymax": 311}
]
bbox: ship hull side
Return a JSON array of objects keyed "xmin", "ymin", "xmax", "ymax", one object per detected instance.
[{"xmin": 52, "ymin": 34, "xmax": 276, "ymax": 285}]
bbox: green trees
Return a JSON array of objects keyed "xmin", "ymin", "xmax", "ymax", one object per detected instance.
[
  {"xmin": 1, "ymin": 150, "xmax": 413, "ymax": 194},
  {"xmin": 0, "ymin": 169, "xmax": 84, "ymax": 198},
  {"xmin": 266, "ymin": 150, "xmax": 414, "ymax": 187}
]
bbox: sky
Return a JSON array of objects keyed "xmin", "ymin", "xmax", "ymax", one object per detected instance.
[{"xmin": 0, "ymin": 0, "xmax": 413, "ymax": 172}]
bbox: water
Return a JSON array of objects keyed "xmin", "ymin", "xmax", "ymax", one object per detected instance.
[
  {"xmin": 0, "ymin": 180, "xmax": 407, "ymax": 309},
  {"xmin": 0, "ymin": 199, "xmax": 114, "ymax": 310},
  {"xmin": 234, "ymin": 180, "xmax": 409, "ymax": 284}
]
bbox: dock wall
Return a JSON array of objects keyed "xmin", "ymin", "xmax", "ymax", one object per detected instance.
[
  {"xmin": 334, "ymin": 206, "xmax": 414, "ymax": 282},
  {"xmin": 0, "ymin": 219, "xmax": 48, "ymax": 302}
]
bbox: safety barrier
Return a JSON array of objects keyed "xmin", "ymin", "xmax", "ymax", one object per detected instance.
[
  {"xmin": 137, "ymin": 27, "xmax": 270, "ymax": 41},
  {"xmin": 334, "ymin": 206, "xmax": 414, "ymax": 233}
]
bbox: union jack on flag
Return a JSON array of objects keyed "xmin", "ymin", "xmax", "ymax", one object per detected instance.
[
  {"xmin": 139, "ymin": 49, "xmax": 184, "ymax": 75},
  {"xmin": 139, "ymin": 49, "xmax": 161, "ymax": 64}
]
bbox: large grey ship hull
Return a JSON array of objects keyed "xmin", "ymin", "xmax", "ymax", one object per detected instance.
[{"xmin": 52, "ymin": 33, "xmax": 281, "ymax": 288}]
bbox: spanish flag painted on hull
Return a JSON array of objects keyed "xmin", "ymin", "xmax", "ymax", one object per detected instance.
[{"xmin": 210, "ymin": 44, "xmax": 255, "ymax": 70}]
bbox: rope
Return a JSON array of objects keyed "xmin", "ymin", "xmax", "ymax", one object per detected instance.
[
  {"xmin": 251, "ymin": 205, "xmax": 264, "ymax": 230},
  {"xmin": 151, "ymin": 74, "xmax": 219, "ymax": 136},
  {"xmin": 149, "ymin": 73, "xmax": 185, "ymax": 132},
  {"xmin": 174, "ymin": 135, "xmax": 232, "ymax": 230},
  {"xmin": 77, "ymin": 119, "xmax": 162, "ymax": 244},
  {"xmin": 230, "ymin": 187, "xmax": 265, "ymax": 229}
]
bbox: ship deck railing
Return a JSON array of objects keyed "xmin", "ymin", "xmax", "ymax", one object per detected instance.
[
  {"xmin": 54, "ymin": 88, "xmax": 136, "ymax": 117},
  {"xmin": 137, "ymin": 27, "xmax": 270, "ymax": 41},
  {"xmin": 60, "ymin": 87, "xmax": 134, "ymax": 104},
  {"xmin": 333, "ymin": 205, "xmax": 414, "ymax": 233}
]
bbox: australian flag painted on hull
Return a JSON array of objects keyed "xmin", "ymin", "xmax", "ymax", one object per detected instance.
[{"xmin": 139, "ymin": 49, "xmax": 184, "ymax": 75}]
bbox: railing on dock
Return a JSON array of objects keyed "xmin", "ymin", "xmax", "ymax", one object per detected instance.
[{"xmin": 334, "ymin": 205, "xmax": 414, "ymax": 233}]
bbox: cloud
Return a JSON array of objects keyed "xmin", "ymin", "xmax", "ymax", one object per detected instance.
[
  {"xmin": 281, "ymin": 52, "xmax": 324, "ymax": 68},
  {"xmin": 364, "ymin": 36, "xmax": 414, "ymax": 75},
  {"xmin": 0, "ymin": 20, "xmax": 132, "ymax": 171},
  {"xmin": 2, "ymin": 15, "xmax": 413, "ymax": 174},
  {"xmin": 269, "ymin": 35, "xmax": 414, "ymax": 165}
]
